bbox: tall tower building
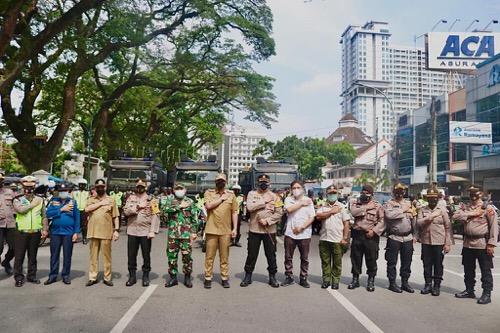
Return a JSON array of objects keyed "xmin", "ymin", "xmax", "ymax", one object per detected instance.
[{"xmin": 340, "ymin": 21, "xmax": 464, "ymax": 141}]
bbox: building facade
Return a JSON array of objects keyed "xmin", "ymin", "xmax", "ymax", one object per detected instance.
[{"xmin": 341, "ymin": 21, "xmax": 464, "ymax": 141}]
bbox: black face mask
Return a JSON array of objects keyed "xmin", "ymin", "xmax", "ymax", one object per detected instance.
[
  {"xmin": 96, "ymin": 189, "xmax": 105, "ymax": 196},
  {"xmin": 216, "ymin": 182, "xmax": 225, "ymax": 190},
  {"xmin": 394, "ymin": 191, "xmax": 404, "ymax": 200},
  {"xmin": 428, "ymin": 199, "xmax": 438, "ymax": 209},
  {"xmin": 259, "ymin": 182, "xmax": 269, "ymax": 190},
  {"xmin": 137, "ymin": 187, "xmax": 146, "ymax": 194},
  {"xmin": 24, "ymin": 188, "xmax": 34, "ymax": 195},
  {"xmin": 359, "ymin": 193, "xmax": 371, "ymax": 203}
]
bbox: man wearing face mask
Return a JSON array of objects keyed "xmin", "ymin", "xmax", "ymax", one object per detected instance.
[
  {"xmin": 72, "ymin": 179, "xmax": 89, "ymax": 244},
  {"xmin": 453, "ymin": 185, "xmax": 498, "ymax": 304},
  {"xmin": 12, "ymin": 176, "xmax": 49, "ymax": 287},
  {"xmin": 240, "ymin": 174, "xmax": 283, "ymax": 288},
  {"xmin": 123, "ymin": 179, "xmax": 160, "ymax": 287},
  {"xmin": 0, "ymin": 171, "xmax": 16, "ymax": 276},
  {"xmin": 348, "ymin": 184, "xmax": 384, "ymax": 292},
  {"xmin": 416, "ymin": 187, "xmax": 452, "ymax": 296},
  {"xmin": 85, "ymin": 179, "xmax": 120, "ymax": 287},
  {"xmin": 316, "ymin": 185, "xmax": 350, "ymax": 289},
  {"xmin": 203, "ymin": 173, "xmax": 238, "ymax": 289},
  {"xmin": 383, "ymin": 183, "xmax": 416, "ymax": 294},
  {"xmin": 163, "ymin": 183, "xmax": 199, "ymax": 288},
  {"xmin": 282, "ymin": 180, "xmax": 316, "ymax": 288},
  {"xmin": 44, "ymin": 183, "xmax": 80, "ymax": 285},
  {"xmin": 231, "ymin": 184, "xmax": 244, "ymax": 247}
]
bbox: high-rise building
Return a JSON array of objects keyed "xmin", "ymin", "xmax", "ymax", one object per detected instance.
[
  {"xmin": 340, "ymin": 21, "xmax": 465, "ymax": 141},
  {"xmin": 197, "ymin": 124, "xmax": 266, "ymax": 186}
]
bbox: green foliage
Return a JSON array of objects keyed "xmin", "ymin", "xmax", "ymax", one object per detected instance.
[
  {"xmin": 353, "ymin": 169, "xmax": 391, "ymax": 191},
  {"xmin": 254, "ymin": 136, "xmax": 357, "ymax": 180}
]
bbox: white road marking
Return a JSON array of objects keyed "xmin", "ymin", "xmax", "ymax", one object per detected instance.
[
  {"xmin": 110, "ymin": 284, "xmax": 158, "ymax": 333},
  {"xmin": 328, "ymin": 289, "xmax": 384, "ymax": 333},
  {"xmin": 276, "ymin": 236, "xmax": 284, "ymax": 244}
]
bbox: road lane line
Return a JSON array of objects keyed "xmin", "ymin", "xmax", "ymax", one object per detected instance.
[
  {"xmin": 110, "ymin": 284, "xmax": 158, "ymax": 333},
  {"xmin": 327, "ymin": 289, "xmax": 384, "ymax": 333}
]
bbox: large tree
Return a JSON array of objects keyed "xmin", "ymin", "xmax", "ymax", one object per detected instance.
[
  {"xmin": 0, "ymin": 0, "xmax": 277, "ymax": 172},
  {"xmin": 253, "ymin": 136, "xmax": 357, "ymax": 180}
]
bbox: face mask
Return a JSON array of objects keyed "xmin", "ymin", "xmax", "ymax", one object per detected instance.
[
  {"xmin": 174, "ymin": 190, "xmax": 186, "ymax": 199},
  {"xmin": 216, "ymin": 182, "xmax": 225, "ymax": 190},
  {"xmin": 394, "ymin": 190, "xmax": 404, "ymax": 199},
  {"xmin": 259, "ymin": 182, "xmax": 269, "ymax": 190},
  {"xmin": 428, "ymin": 199, "xmax": 438, "ymax": 209},
  {"xmin": 24, "ymin": 188, "xmax": 34, "ymax": 195},
  {"xmin": 359, "ymin": 193, "xmax": 371, "ymax": 203},
  {"xmin": 137, "ymin": 187, "xmax": 146, "ymax": 194},
  {"xmin": 59, "ymin": 192, "xmax": 69, "ymax": 200},
  {"xmin": 292, "ymin": 188, "xmax": 303, "ymax": 198},
  {"xmin": 327, "ymin": 194, "xmax": 338, "ymax": 202},
  {"xmin": 470, "ymin": 193, "xmax": 480, "ymax": 201},
  {"xmin": 79, "ymin": 185, "xmax": 86, "ymax": 191},
  {"xmin": 96, "ymin": 188, "xmax": 105, "ymax": 196}
]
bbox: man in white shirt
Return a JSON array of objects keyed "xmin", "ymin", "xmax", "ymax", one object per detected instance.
[
  {"xmin": 316, "ymin": 185, "xmax": 351, "ymax": 289},
  {"xmin": 282, "ymin": 180, "xmax": 316, "ymax": 288}
]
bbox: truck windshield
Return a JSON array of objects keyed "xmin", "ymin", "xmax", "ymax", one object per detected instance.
[
  {"xmin": 176, "ymin": 170, "xmax": 218, "ymax": 191},
  {"xmin": 110, "ymin": 169, "xmax": 149, "ymax": 180}
]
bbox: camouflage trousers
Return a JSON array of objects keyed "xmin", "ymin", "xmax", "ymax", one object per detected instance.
[{"xmin": 167, "ymin": 237, "xmax": 192, "ymax": 276}]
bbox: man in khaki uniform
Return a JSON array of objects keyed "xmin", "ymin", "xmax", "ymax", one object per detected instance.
[
  {"xmin": 416, "ymin": 187, "xmax": 452, "ymax": 296},
  {"xmin": 348, "ymin": 184, "xmax": 385, "ymax": 292},
  {"xmin": 85, "ymin": 179, "xmax": 120, "ymax": 287},
  {"xmin": 0, "ymin": 171, "xmax": 16, "ymax": 275},
  {"xmin": 240, "ymin": 174, "xmax": 283, "ymax": 288},
  {"xmin": 453, "ymin": 185, "xmax": 498, "ymax": 304},
  {"xmin": 123, "ymin": 179, "xmax": 160, "ymax": 287},
  {"xmin": 203, "ymin": 173, "xmax": 238, "ymax": 289},
  {"xmin": 383, "ymin": 183, "xmax": 416, "ymax": 294}
]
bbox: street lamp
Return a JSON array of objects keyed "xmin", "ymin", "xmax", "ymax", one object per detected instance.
[
  {"xmin": 431, "ymin": 19, "xmax": 448, "ymax": 31},
  {"xmin": 448, "ymin": 19, "xmax": 460, "ymax": 31},
  {"xmin": 465, "ymin": 19, "xmax": 479, "ymax": 31},
  {"xmin": 483, "ymin": 19, "xmax": 499, "ymax": 31},
  {"xmin": 74, "ymin": 117, "xmax": 94, "ymax": 188},
  {"xmin": 352, "ymin": 82, "xmax": 395, "ymax": 184}
]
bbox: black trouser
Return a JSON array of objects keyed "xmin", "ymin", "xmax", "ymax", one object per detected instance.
[
  {"xmin": 385, "ymin": 238, "xmax": 413, "ymax": 281},
  {"xmin": 0, "ymin": 227, "xmax": 15, "ymax": 267},
  {"xmin": 244, "ymin": 232, "xmax": 277, "ymax": 274},
  {"xmin": 14, "ymin": 230, "xmax": 41, "ymax": 282},
  {"xmin": 350, "ymin": 230, "xmax": 379, "ymax": 277},
  {"xmin": 79, "ymin": 211, "xmax": 87, "ymax": 241},
  {"xmin": 421, "ymin": 244, "xmax": 444, "ymax": 283},
  {"xmin": 462, "ymin": 247, "xmax": 494, "ymax": 292},
  {"xmin": 127, "ymin": 235, "xmax": 152, "ymax": 272}
]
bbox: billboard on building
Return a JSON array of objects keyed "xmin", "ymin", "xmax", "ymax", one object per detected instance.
[
  {"xmin": 426, "ymin": 32, "xmax": 500, "ymax": 73},
  {"xmin": 449, "ymin": 121, "xmax": 492, "ymax": 144}
]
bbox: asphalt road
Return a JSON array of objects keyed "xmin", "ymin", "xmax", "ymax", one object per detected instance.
[{"xmin": 1, "ymin": 222, "xmax": 499, "ymax": 333}]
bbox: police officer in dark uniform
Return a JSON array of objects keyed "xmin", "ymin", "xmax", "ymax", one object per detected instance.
[
  {"xmin": 453, "ymin": 185, "xmax": 498, "ymax": 304},
  {"xmin": 383, "ymin": 183, "xmax": 415, "ymax": 293},
  {"xmin": 348, "ymin": 184, "xmax": 385, "ymax": 292}
]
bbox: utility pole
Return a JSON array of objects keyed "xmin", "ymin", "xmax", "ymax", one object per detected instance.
[
  {"xmin": 374, "ymin": 116, "xmax": 379, "ymax": 187},
  {"xmin": 429, "ymin": 97, "xmax": 437, "ymax": 186}
]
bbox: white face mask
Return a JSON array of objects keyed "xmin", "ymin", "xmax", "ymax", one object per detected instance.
[
  {"xmin": 174, "ymin": 190, "xmax": 186, "ymax": 199},
  {"xmin": 292, "ymin": 188, "xmax": 303, "ymax": 198},
  {"xmin": 59, "ymin": 192, "xmax": 70, "ymax": 200}
]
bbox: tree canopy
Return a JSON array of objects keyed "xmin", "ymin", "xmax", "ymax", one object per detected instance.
[
  {"xmin": 0, "ymin": 0, "xmax": 279, "ymax": 172},
  {"xmin": 253, "ymin": 136, "xmax": 357, "ymax": 180}
]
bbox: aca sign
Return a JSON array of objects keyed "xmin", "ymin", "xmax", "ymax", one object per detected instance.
[{"xmin": 426, "ymin": 32, "xmax": 500, "ymax": 72}]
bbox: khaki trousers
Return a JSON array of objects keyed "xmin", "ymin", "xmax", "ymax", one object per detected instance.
[
  {"xmin": 89, "ymin": 238, "xmax": 112, "ymax": 281},
  {"xmin": 204, "ymin": 234, "xmax": 231, "ymax": 281}
]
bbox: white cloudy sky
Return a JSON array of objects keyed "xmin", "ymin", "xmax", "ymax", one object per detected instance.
[{"xmin": 235, "ymin": 0, "xmax": 500, "ymax": 140}]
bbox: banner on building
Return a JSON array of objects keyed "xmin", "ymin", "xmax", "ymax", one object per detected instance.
[
  {"xmin": 426, "ymin": 32, "xmax": 500, "ymax": 73},
  {"xmin": 449, "ymin": 121, "xmax": 492, "ymax": 144}
]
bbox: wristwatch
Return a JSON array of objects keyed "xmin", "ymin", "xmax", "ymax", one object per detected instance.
[{"xmin": 114, "ymin": 228, "xmax": 120, "ymax": 232}]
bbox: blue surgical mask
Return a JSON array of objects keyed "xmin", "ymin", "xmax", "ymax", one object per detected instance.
[
  {"xmin": 327, "ymin": 194, "xmax": 338, "ymax": 202},
  {"xmin": 59, "ymin": 192, "xmax": 69, "ymax": 200}
]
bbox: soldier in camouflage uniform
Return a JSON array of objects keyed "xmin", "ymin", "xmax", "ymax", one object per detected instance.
[{"xmin": 163, "ymin": 184, "xmax": 199, "ymax": 288}]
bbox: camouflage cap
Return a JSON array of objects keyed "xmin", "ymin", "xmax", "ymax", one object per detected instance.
[{"xmin": 174, "ymin": 183, "xmax": 185, "ymax": 189}]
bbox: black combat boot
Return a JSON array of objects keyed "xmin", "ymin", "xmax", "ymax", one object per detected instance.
[
  {"xmin": 388, "ymin": 280, "xmax": 402, "ymax": 293},
  {"xmin": 366, "ymin": 276, "xmax": 375, "ymax": 292},
  {"xmin": 281, "ymin": 275, "xmax": 295, "ymax": 286},
  {"xmin": 204, "ymin": 279, "xmax": 212, "ymax": 289},
  {"xmin": 126, "ymin": 270, "xmax": 137, "ymax": 287},
  {"xmin": 477, "ymin": 291, "xmax": 491, "ymax": 305},
  {"xmin": 184, "ymin": 274, "xmax": 193, "ymax": 288},
  {"xmin": 2, "ymin": 261, "xmax": 13, "ymax": 276},
  {"xmin": 299, "ymin": 277, "xmax": 310, "ymax": 288},
  {"xmin": 421, "ymin": 280, "xmax": 432, "ymax": 295},
  {"xmin": 347, "ymin": 275, "xmax": 360, "ymax": 290},
  {"xmin": 455, "ymin": 289, "xmax": 476, "ymax": 299},
  {"xmin": 165, "ymin": 275, "xmax": 178, "ymax": 288},
  {"xmin": 142, "ymin": 271, "xmax": 150, "ymax": 287},
  {"xmin": 240, "ymin": 272, "xmax": 252, "ymax": 287},
  {"xmin": 401, "ymin": 279, "xmax": 414, "ymax": 293},
  {"xmin": 268, "ymin": 274, "xmax": 279, "ymax": 288},
  {"xmin": 431, "ymin": 280, "xmax": 441, "ymax": 296},
  {"xmin": 321, "ymin": 280, "xmax": 330, "ymax": 289}
]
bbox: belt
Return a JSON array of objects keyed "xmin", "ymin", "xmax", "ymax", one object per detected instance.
[
  {"xmin": 18, "ymin": 229, "xmax": 41, "ymax": 234},
  {"xmin": 465, "ymin": 233, "xmax": 488, "ymax": 240},
  {"xmin": 389, "ymin": 231, "xmax": 412, "ymax": 237}
]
